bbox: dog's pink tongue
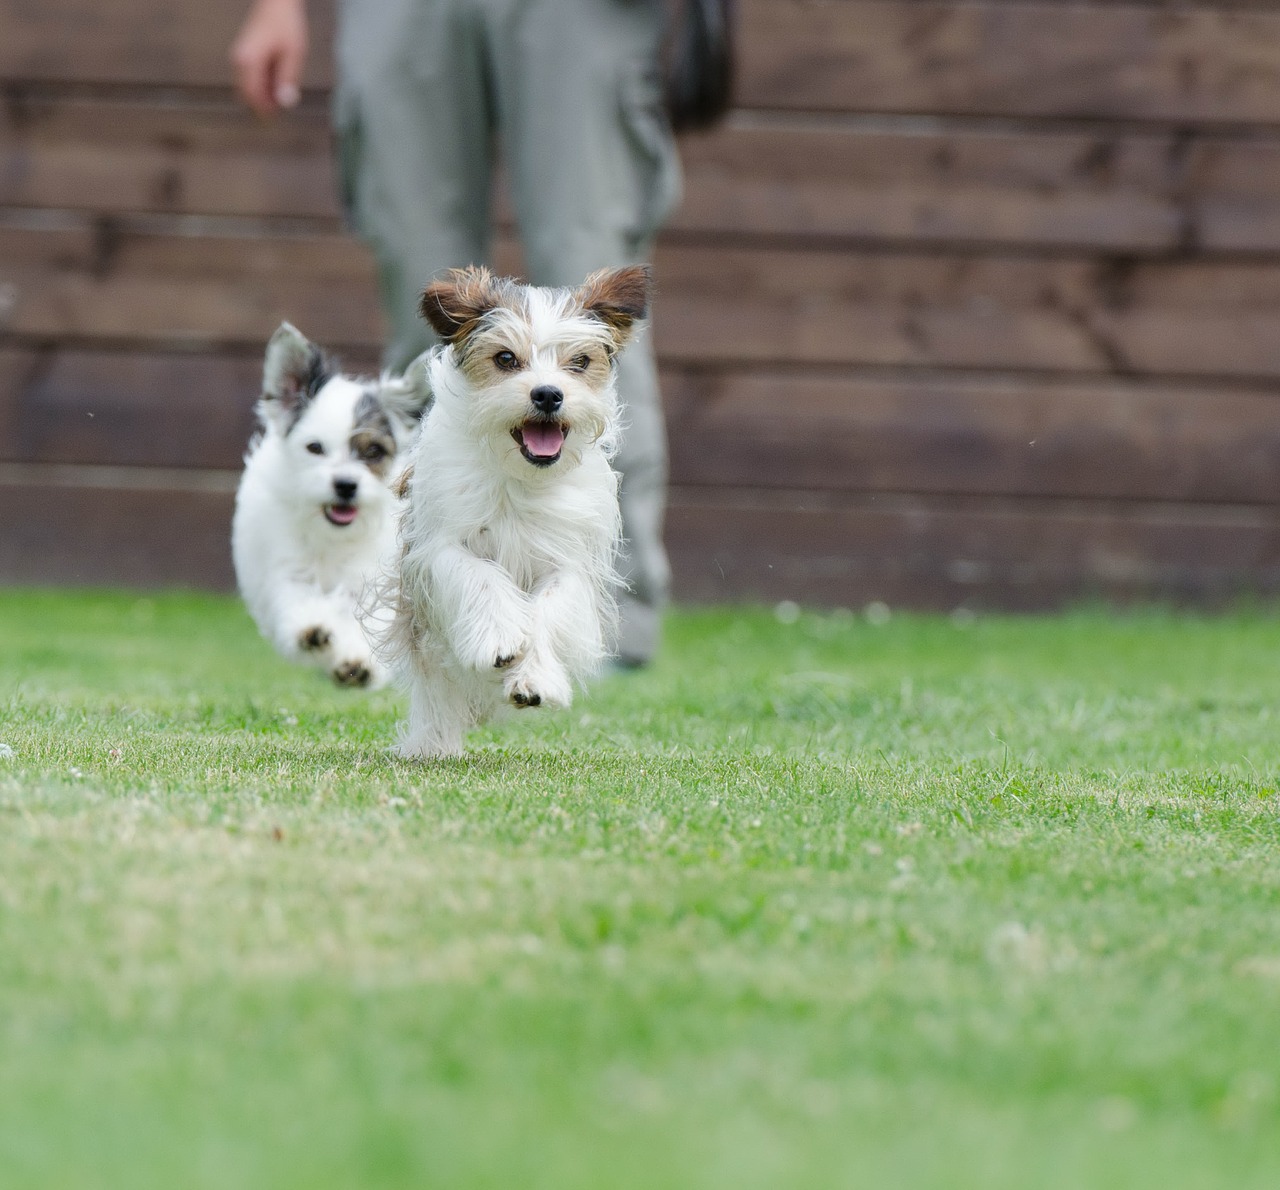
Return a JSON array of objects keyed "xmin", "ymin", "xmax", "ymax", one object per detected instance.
[
  {"xmin": 326, "ymin": 504, "xmax": 358, "ymax": 525},
  {"xmin": 521, "ymin": 423, "xmax": 565, "ymax": 457}
]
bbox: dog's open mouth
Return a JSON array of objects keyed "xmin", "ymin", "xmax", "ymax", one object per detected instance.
[
  {"xmin": 512, "ymin": 420, "xmax": 566, "ymax": 467},
  {"xmin": 324, "ymin": 502, "xmax": 359, "ymax": 527}
]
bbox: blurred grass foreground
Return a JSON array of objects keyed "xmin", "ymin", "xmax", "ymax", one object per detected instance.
[{"xmin": 2, "ymin": 590, "xmax": 1280, "ymax": 1188}]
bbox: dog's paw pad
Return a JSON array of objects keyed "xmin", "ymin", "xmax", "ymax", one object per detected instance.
[
  {"xmin": 510, "ymin": 689, "xmax": 542, "ymax": 709},
  {"xmin": 299, "ymin": 625, "xmax": 332, "ymax": 652},
  {"xmin": 332, "ymin": 661, "xmax": 372, "ymax": 688}
]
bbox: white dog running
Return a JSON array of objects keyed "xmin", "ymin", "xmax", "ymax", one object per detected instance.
[
  {"xmin": 391, "ymin": 265, "xmax": 652, "ymax": 757},
  {"xmin": 233, "ymin": 322, "xmax": 430, "ymax": 688}
]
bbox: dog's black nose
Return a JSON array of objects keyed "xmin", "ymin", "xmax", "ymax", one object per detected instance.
[
  {"xmin": 530, "ymin": 385, "xmax": 563, "ymax": 414},
  {"xmin": 333, "ymin": 478, "xmax": 358, "ymax": 501}
]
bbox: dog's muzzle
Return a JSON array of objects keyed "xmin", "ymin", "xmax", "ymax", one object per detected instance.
[
  {"xmin": 324, "ymin": 501, "xmax": 359, "ymax": 526},
  {"xmin": 325, "ymin": 478, "xmax": 360, "ymax": 525},
  {"xmin": 512, "ymin": 419, "xmax": 567, "ymax": 467}
]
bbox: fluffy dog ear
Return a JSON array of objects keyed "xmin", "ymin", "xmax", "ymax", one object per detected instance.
[
  {"xmin": 577, "ymin": 265, "xmax": 653, "ymax": 350},
  {"xmin": 261, "ymin": 322, "xmax": 332, "ymax": 429},
  {"xmin": 419, "ymin": 266, "xmax": 502, "ymax": 343},
  {"xmin": 380, "ymin": 349, "xmax": 434, "ymax": 425}
]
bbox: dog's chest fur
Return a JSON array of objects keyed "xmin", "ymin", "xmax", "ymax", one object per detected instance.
[{"xmin": 455, "ymin": 465, "xmax": 615, "ymax": 590}]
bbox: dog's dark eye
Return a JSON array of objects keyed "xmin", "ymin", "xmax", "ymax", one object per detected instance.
[
  {"xmin": 493, "ymin": 350, "xmax": 520, "ymax": 371},
  {"xmin": 568, "ymin": 354, "xmax": 592, "ymax": 373},
  {"xmin": 305, "ymin": 441, "xmax": 325, "ymax": 455},
  {"xmin": 361, "ymin": 443, "xmax": 387, "ymax": 462}
]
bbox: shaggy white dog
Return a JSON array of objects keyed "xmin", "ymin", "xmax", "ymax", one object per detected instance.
[
  {"xmin": 391, "ymin": 265, "xmax": 652, "ymax": 757},
  {"xmin": 233, "ymin": 323, "xmax": 430, "ymax": 688}
]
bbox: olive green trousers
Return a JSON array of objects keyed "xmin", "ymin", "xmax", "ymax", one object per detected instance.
[{"xmin": 334, "ymin": 0, "xmax": 681, "ymax": 662}]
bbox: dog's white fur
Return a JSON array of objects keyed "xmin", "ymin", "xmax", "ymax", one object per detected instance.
[
  {"xmin": 233, "ymin": 323, "xmax": 430, "ymax": 688},
  {"xmin": 390, "ymin": 265, "xmax": 652, "ymax": 757}
]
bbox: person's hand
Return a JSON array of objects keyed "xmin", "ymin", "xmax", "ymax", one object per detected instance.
[{"xmin": 231, "ymin": 0, "xmax": 309, "ymax": 117}]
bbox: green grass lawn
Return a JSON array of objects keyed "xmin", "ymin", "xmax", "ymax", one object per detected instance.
[{"xmin": 2, "ymin": 589, "xmax": 1280, "ymax": 1189}]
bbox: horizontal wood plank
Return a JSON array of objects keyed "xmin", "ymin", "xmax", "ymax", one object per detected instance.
[
  {"xmin": 0, "ymin": 223, "xmax": 387, "ymax": 351},
  {"xmin": 8, "ymin": 470, "xmax": 1280, "ymax": 609},
  {"xmin": 686, "ymin": 121, "xmax": 1280, "ymax": 254},
  {"xmin": 740, "ymin": 1, "xmax": 1280, "ymax": 123},
  {"xmin": 0, "ymin": 0, "xmax": 335, "ymax": 90},
  {"xmin": 0, "ymin": 477, "xmax": 237, "ymax": 589},
  {"xmin": 11, "ymin": 94, "xmax": 1280, "ymax": 259},
  {"xmin": 9, "ymin": 348, "xmax": 1280, "ymax": 507},
  {"xmin": 0, "ymin": 350, "xmax": 263, "ymax": 470},
  {"xmin": 676, "ymin": 118, "xmax": 1185, "ymax": 251},
  {"xmin": 0, "ymin": 95, "xmax": 341, "ymax": 220},
  {"xmin": 0, "ymin": 94, "xmax": 1209, "ymax": 252},
  {"xmin": 666, "ymin": 370, "xmax": 1280, "ymax": 505},
  {"xmin": 6, "ymin": 3, "xmax": 1280, "ymax": 127},
  {"xmin": 0, "ymin": 346, "xmax": 376, "ymax": 471},
  {"xmin": 667, "ymin": 488, "xmax": 1280, "ymax": 609},
  {"xmin": 655, "ymin": 246, "xmax": 1280, "ymax": 376},
  {"xmin": 9, "ymin": 224, "xmax": 1280, "ymax": 376}
]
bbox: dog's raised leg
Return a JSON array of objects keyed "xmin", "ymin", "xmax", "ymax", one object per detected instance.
[
  {"xmin": 503, "ymin": 571, "xmax": 601, "ymax": 709},
  {"xmin": 266, "ymin": 583, "xmax": 341, "ymax": 664},
  {"xmin": 265, "ymin": 583, "xmax": 382, "ymax": 688},
  {"xmin": 324, "ymin": 610, "xmax": 384, "ymax": 689},
  {"xmin": 425, "ymin": 543, "xmax": 532, "ymax": 672}
]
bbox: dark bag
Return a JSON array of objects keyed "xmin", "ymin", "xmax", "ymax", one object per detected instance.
[{"xmin": 664, "ymin": 0, "xmax": 736, "ymax": 132}]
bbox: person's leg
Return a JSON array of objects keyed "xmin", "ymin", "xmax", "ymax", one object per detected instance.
[
  {"xmin": 609, "ymin": 330, "xmax": 670, "ymax": 664},
  {"xmin": 333, "ymin": 0, "xmax": 497, "ymax": 370},
  {"xmin": 487, "ymin": 0, "xmax": 681, "ymax": 664}
]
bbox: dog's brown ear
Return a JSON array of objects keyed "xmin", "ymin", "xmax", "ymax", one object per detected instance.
[
  {"xmin": 419, "ymin": 266, "xmax": 502, "ymax": 343},
  {"xmin": 578, "ymin": 265, "xmax": 653, "ymax": 348}
]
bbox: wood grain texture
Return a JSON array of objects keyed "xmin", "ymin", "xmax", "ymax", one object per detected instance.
[
  {"xmin": 654, "ymin": 247, "xmax": 1280, "ymax": 377},
  {"xmin": 8, "ymin": 224, "xmax": 1280, "ymax": 378},
  {"xmin": 0, "ymin": 224, "xmax": 386, "ymax": 351},
  {"xmin": 666, "ymin": 488, "xmax": 1280, "ymax": 610},
  {"xmin": 0, "ymin": 350, "xmax": 263, "ymax": 469},
  {"xmin": 0, "ymin": 94, "xmax": 1212, "ymax": 252},
  {"xmin": 7, "ymin": 2, "xmax": 1280, "ymax": 126},
  {"xmin": 675, "ymin": 118, "xmax": 1186, "ymax": 251},
  {"xmin": 9, "ymin": 471, "xmax": 1280, "ymax": 610},
  {"xmin": 738, "ymin": 1, "xmax": 1280, "ymax": 123},
  {"xmin": 12, "ymin": 347, "xmax": 1279, "ymax": 505},
  {"xmin": 0, "ymin": 95, "xmax": 341, "ymax": 220},
  {"xmin": 8, "ymin": 0, "xmax": 1280, "ymax": 608},
  {"xmin": 0, "ymin": 478, "xmax": 237, "ymax": 589},
  {"xmin": 666, "ymin": 369, "xmax": 1280, "ymax": 505},
  {"xmin": 0, "ymin": 0, "xmax": 336, "ymax": 88}
]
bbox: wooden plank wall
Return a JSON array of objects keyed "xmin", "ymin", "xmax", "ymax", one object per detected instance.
[{"xmin": 4, "ymin": 0, "xmax": 1280, "ymax": 609}]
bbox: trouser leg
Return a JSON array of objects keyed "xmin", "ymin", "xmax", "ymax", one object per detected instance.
[
  {"xmin": 487, "ymin": 0, "xmax": 682, "ymax": 662},
  {"xmin": 610, "ymin": 328, "xmax": 670, "ymax": 663},
  {"xmin": 333, "ymin": 0, "xmax": 496, "ymax": 371},
  {"xmin": 335, "ymin": 0, "xmax": 681, "ymax": 663}
]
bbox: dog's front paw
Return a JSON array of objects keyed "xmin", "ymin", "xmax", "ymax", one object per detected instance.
[
  {"xmin": 299, "ymin": 625, "xmax": 332, "ymax": 652},
  {"xmin": 458, "ymin": 623, "xmax": 529, "ymax": 674},
  {"xmin": 504, "ymin": 661, "xmax": 572, "ymax": 711},
  {"xmin": 331, "ymin": 658, "xmax": 373, "ymax": 688}
]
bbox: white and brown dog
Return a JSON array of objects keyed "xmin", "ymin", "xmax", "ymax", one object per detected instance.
[
  {"xmin": 391, "ymin": 265, "xmax": 651, "ymax": 757},
  {"xmin": 232, "ymin": 323, "xmax": 430, "ymax": 688}
]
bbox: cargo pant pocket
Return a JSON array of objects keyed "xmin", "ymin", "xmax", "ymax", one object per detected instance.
[
  {"xmin": 331, "ymin": 85, "xmax": 365, "ymax": 232},
  {"xmin": 619, "ymin": 67, "xmax": 683, "ymax": 249}
]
